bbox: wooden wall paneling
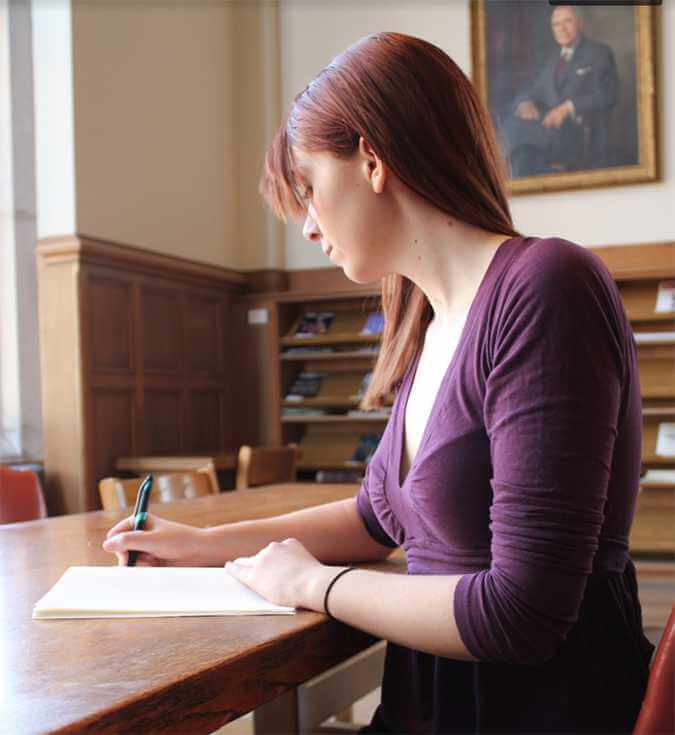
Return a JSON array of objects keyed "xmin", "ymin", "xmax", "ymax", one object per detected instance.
[
  {"xmin": 37, "ymin": 253, "xmax": 86, "ymax": 515},
  {"xmin": 266, "ymin": 300, "xmax": 282, "ymax": 446},
  {"xmin": 144, "ymin": 390, "xmax": 182, "ymax": 456},
  {"xmin": 220, "ymin": 296, "xmax": 237, "ymax": 451},
  {"xmin": 84, "ymin": 266, "xmax": 138, "ymax": 509},
  {"xmin": 88, "ymin": 276, "xmax": 134, "ymax": 373},
  {"xmin": 91, "ymin": 388, "xmax": 136, "ymax": 508},
  {"xmin": 285, "ymin": 266, "xmax": 373, "ymax": 295},
  {"xmin": 38, "ymin": 235, "xmax": 245, "ymax": 514},
  {"xmin": 229, "ymin": 299, "xmax": 264, "ymax": 449},
  {"xmin": 230, "ymin": 297, "xmax": 282, "ymax": 448},
  {"xmin": 186, "ymin": 389, "xmax": 224, "ymax": 452},
  {"xmin": 186, "ymin": 294, "xmax": 223, "ymax": 377},
  {"xmin": 242, "ymin": 269, "xmax": 288, "ymax": 294},
  {"xmin": 139, "ymin": 279, "xmax": 184, "ymax": 458},
  {"xmin": 141, "ymin": 284, "xmax": 183, "ymax": 375}
]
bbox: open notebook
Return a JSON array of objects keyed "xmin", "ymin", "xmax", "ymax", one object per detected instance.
[{"xmin": 33, "ymin": 566, "xmax": 296, "ymax": 619}]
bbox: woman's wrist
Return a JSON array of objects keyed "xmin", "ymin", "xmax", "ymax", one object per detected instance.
[
  {"xmin": 193, "ymin": 525, "xmax": 229, "ymax": 565},
  {"xmin": 300, "ymin": 565, "xmax": 351, "ymax": 612}
]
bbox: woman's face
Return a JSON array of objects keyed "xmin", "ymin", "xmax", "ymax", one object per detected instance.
[{"xmin": 293, "ymin": 142, "xmax": 394, "ymax": 284}]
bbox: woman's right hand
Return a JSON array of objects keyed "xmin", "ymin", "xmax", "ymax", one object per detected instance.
[{"xmin": 102, "ymin": 514, "xmax": 210, "ymax": 566}]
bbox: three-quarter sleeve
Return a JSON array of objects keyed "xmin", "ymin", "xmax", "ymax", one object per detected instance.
[
  {"xmin": 356, "ymin": 432, "xmax": 399, "ymax": 549},
  {"xmin": 454, "ymin": 245, "xmax": 628, "ymax": 665}
]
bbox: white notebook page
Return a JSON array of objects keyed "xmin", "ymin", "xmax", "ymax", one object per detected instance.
[{"xmin": 33, "ymin": 566, "xmax": 296, "ymax": 619}]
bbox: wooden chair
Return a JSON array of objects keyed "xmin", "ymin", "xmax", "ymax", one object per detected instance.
[
  {"xmin": 98, "ymin": 467, "xmax": 218, "ymax": 511},
  {"xmin": 115, "ymin": 454, "xmax": 234, "ymax": 479},
  {"xmin": 633, "ymin": 605, "xmax": 675, "ymax": 735},
  {"xmin": 236, "ymin": 444, "xmax": 299, "ymax": 490}
]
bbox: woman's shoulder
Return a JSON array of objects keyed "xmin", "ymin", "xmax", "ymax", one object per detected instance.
[{"xmin": 502, "ymin": 235, "xmax": 616, "ymax": 300}]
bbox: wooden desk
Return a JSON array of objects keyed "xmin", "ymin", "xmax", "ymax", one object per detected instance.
[
  {"xmin": 2, "ymin": 483, "xmax": 405, "ymax": 734},
  {"xmin": 5, "ymin": 484, "xmax": 668, "ymax": 734}
]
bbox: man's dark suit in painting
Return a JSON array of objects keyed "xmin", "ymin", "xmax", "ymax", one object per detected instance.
[{"xmin": 502, "ymin": 35, "xmax": 619, "ymax": 176}]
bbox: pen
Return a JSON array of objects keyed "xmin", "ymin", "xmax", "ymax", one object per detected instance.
[{"xmin": 127, "ymin": 474, "xmax": 153, "ymax": 567}]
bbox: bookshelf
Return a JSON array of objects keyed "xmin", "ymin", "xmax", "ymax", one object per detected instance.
[
  {"xmin": 237, "ymin": 244, "xmax": 674, "ymax": 552},
  {"xmin": 276, "ymin": 296, "xmax": 388, "ymax": 482},
  {"xmin": 594, "ymin": 243, "xmax": 675, "ymax": 558}
]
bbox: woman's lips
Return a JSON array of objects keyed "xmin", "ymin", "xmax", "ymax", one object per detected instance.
[{"xmin": 322, "ymin": 243, "xmax": 333, "ymax": 257}]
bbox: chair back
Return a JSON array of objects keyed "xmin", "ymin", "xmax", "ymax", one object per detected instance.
[
  {"xmin": 0, "ymin": 468, "xmax": 47, "ymax": 523},
  {"xmin": 98, "ymin": 468, "xmax": 217, "ymax": 511},
  {"xmin": 633, "ymin": 605, "xmax": 675, "ymax": 735},
  {"xmin": 236, "ymin": 444, "xmax": 299, "ymax": 490}
]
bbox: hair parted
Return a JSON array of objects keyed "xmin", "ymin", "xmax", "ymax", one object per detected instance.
[{"xmin": 259, "ymin": 31, "xmax": 520, "ymax": 409}]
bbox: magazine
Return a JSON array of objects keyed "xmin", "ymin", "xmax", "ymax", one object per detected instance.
[
  {"xmin": 285, "ymin": 372, "xmax": 325, "ymax": 400},
  {"xmin": 294, "ymin": 312, "xmax": 335, "ymax": 337},
  {"xmin": 349, "ymin": 434, "xmax": 381, "ymax": 464},
  {"xmin": 360, "ymin": 311, "xmax": 384, "ymax": 335},
  {"xmin": 355, "ymin": 371, "xmax": 373, "ymax": 400},
  {"xmin": 281, "ymin": 407, "xmax": 327, "ymax": 417},
  {"xmin": 315, "ymin": 470, "xmax": 364, "ymax": 483}
]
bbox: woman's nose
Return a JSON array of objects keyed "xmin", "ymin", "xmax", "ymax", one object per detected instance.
[{"xmin": 302, "ymin": 211, "xmax": 322, "ymax": 242}]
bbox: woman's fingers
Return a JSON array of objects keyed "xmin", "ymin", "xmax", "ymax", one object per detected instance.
[
  {"xmin": 106, "ymin": 513, "xmax": 157, "ymax": 540},
  {"xmin": 226, "ymin": 561, "xmax": 252, "ymax": 582},
  {"xmin": 105, "ymin": 515, "xmax": 136, "ymax": 539},
  {"xmin": 231, "ymin": 556, "xmax": 255, "ymax": 566},
  {"xmin": 114, "ymin": 550, "xmax": 128, "ymax": 566},
  {"xmin": 103, "ymin": 530, "xmax": 157, "ymax": 555},
  {"xmin": 114, "ymin": 550, "xmax": 158, "ymax": 567}
]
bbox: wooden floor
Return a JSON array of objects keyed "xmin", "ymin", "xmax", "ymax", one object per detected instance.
[{"xmin": 213, "ymin": 560, "xmax": 674, "ymax": 735}]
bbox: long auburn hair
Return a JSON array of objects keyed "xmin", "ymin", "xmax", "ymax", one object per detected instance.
[{"xmin": 259, "ymin": 32, "xmax": 521, "ymax": 409}]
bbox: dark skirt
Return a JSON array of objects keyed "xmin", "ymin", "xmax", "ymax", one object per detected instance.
[{"xmin": 359, "ymin": 560, "xmax": 654, "ymax": 735}]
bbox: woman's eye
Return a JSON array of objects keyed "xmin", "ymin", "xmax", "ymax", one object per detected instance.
[{"xmin": 301, "ymin": 186, "xmax": 313, "ymax": 201}]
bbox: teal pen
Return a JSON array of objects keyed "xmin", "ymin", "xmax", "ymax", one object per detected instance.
[{"xmin": 127, "ymin": 474, "xmax": 153, "ymax": 567}]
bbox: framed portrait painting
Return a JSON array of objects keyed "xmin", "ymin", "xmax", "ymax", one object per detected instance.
[{"xmin": 470, "ymin": 1, "xmax": 659, "ymax": 195}]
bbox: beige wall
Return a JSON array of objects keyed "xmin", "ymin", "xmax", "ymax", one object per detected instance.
[
  {"xmin": 280, "ymin": 1, "xmax": 673, "ymax": 270},
  {"xmin": 73, "ymin": 0, "xmax": 282, "ymax": 270},
  {"xmin": 68, "ymin": 1, "xmax": 674, "ymax": 271}
]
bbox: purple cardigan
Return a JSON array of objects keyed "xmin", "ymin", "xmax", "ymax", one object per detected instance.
[{"xmin": 357, "ymin": 235, "xmax": 642, "ymax": 665}]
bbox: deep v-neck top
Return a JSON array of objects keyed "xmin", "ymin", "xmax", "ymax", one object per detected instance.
[
  {"xmin": 395, "ymin": 238, "xmax": 504, "ymax": 490},
  {"xmin": 356, "ymin": 234, "xmax": 644, "ymax": 668}
]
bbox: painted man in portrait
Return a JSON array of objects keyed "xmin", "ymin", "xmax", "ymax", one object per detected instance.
[{"xmin": 502, "ymin": 5, "xmax": 620, "ymax": 177}]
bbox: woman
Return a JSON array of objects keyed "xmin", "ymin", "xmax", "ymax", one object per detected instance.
[{"xmin": 104, "ymin": 32, "xmax": 654, "ymax": 733}]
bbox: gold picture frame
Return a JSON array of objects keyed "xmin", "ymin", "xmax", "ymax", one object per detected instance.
[{"xmin": 470, "ymin": 1, "xmax": 660, "ymax": 195}]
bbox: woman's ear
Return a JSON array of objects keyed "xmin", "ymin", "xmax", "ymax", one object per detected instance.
[{"xmin": 358, "ymin": 136, "xmax": 386, "ymax": 194}]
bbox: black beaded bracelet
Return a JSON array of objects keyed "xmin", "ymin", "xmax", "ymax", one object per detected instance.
[{"xmin": 323, "ymin": 566, "xmax": 357, "ymax": 620}]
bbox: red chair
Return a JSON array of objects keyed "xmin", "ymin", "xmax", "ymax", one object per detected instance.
[
  {"xmin": 633, "ymin": 606, "xmax": 675, "ymax": 735},
  {"xmin": 0, "ymin": 467, "xmax": 47, "ymax": 523}
]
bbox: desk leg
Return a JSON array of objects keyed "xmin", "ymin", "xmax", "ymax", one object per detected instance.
[{"xmin": 253, "ymin": 689, "xmax": 299, "ymax": 735}]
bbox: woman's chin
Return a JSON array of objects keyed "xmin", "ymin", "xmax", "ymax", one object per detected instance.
[{"xmin": 341, "ymin": 261, "xmax": 381, "ymax": 285}]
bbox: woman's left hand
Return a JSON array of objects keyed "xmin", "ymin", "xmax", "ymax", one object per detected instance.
[{"xmin": 225, "ymin": 538, "xmax": 325, "ymax": 609}]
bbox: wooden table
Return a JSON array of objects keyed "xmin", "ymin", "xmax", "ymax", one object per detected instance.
[
  {"xmin": 2, "ymin": 483, "xmax": 404, "ymax": 734},
  {"xmin": 4, "ymin": 484, "xmax": 671, "ymax": 734}
]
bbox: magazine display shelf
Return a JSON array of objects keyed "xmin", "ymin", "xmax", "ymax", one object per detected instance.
[
  {"xmin": 600, "ymin": 247, "xmax": 675, "ymax": 557},
  {"xmin": 276, "ymin": 297, "xmax": 387, "ymax": 481},
  {"xmin": 282, "ymin": 415, "xmax": 390, "ymax": 424},
  {"xmin": 248, "ymin": 243, "xmax": 674, "ymax": 547}
]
